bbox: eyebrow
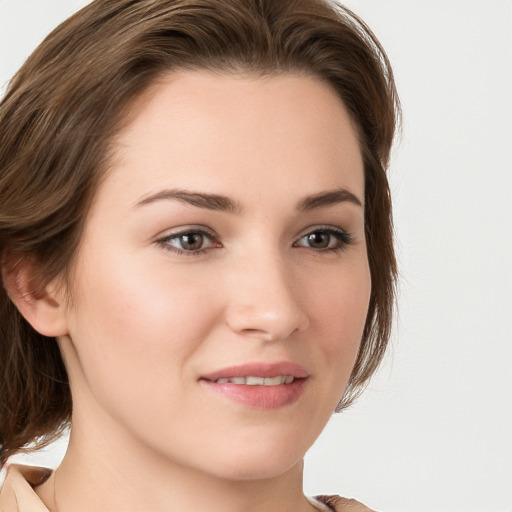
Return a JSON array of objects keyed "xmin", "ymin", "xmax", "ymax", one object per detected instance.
[
  {"xmin": 296, "ymin": 188, "xmax": 363, "ymax": 211},
  {"xmin": 134, "ymin": 189, "xmax": 243, "ymax": 214},
  {"xmin": 133, "ymin": 187, "xmax": 363, "ymax": 213}
]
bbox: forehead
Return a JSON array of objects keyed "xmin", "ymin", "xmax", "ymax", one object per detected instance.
[{"xmin": 103, "ymin": 70, "xmax": 364, "ymax": 208}]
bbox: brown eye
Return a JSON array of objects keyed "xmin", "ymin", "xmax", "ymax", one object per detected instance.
[
  {"xmin": 306, "ymin": 232, "xmax": 330, "ymax": 249},
  {"xmin": 159, "ymin": 228, "xmax": 218, "ymax": 254},
  {"xmin": 179, "ymin": 233, "xmax": 204, "ymax": 251},
  {"xmin": 294, "ymin": 227, "xmax": 352, "ymax": 252}
]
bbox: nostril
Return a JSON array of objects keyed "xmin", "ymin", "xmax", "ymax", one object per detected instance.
[{"xmin": 224, "ymin": 276, "xmax": 310, "ymax": 340}]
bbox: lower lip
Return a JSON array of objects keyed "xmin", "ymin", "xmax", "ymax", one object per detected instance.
[{"xmin": 200, "ymin": 379, "xmax": 307, "ymax": 409}]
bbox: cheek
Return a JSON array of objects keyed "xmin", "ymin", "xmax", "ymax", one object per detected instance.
[
  {"xmin": 64, "ymin": 250, "xmax": 220, "ymax": 405},
  {"xmin": 306, "ymin": 257, "xmax": 371, "ymax": 383},
  {"xmin": 311, "ymin": 259, "xmax": 370, "ymax": 340}
]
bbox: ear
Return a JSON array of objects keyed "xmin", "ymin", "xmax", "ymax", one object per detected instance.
[{"xmin": 2, "ymin": 254, "xmax": 69, "ymax": 337}]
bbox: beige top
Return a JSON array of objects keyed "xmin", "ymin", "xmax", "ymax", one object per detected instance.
[{"xmin": 0, "ymin": 465, "xmax": 374, "ymax": 512}]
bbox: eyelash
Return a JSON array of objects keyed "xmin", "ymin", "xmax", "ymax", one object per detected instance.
[
  {"xmin": 155, "ymin": 225, "xmax": 353, "ymax": 256},
  {"xmin": 155, "ymin": 227, "xmax": 219, "ymax": 257},
  {"xmin": 293, "ymin": 226, "xmax": 352, "ymax": 252}
]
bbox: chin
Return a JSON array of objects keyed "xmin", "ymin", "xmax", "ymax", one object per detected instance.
[
  {"xmin": 208, "ymin": 455, "xmax": 303, "ymax": 482},
  {"xmin": 195, "ymin": 435, "xmax": 309, "ymax": 482}
]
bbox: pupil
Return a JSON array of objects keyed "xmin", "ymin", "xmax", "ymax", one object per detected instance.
[
  {"xmin": 308, "ymin": 232, "xmax": 329, "ymax": 248},
  {"xmin": 181, "ymin": 233, "xmax": 203, "ymax": 250}
]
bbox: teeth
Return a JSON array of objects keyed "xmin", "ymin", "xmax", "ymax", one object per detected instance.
[
  {"xmin": 263, "ymin": 376, "xmax": 284, "ymax": 386},
  {"xmin": 246, "ymin": 376, "xmax": 265, "ymax": 385},
  {"xmin": 214, "ymin": 376, "xmax": 295, "ymax": 385}
]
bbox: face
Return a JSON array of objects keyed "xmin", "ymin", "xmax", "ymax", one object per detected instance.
[{"xmin": 59, "ymin": 71, "xmax": 370, "ymax": 481}]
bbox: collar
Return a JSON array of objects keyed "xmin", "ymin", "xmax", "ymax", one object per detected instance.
[{"xmin": 0, "ymin": 465, "xmax": 52, "ymax": 512}]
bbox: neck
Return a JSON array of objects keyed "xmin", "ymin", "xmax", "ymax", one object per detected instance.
[{"xmin": 36, "ymin": 417, "xmax": 314, "ymax": 512}]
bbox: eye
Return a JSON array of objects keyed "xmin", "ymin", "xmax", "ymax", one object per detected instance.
[
  {"xmin": 156, "ymin": 227, "xmax": 220, "ymax": 255},
  {"xmin": 294, "ymin": 227, "xmax": 352, "ymax": 252}
]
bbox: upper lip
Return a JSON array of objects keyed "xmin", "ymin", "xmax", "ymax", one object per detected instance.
[{"xmin": 200, "ymin": 361, "xmax": 309, "ymax": 381}]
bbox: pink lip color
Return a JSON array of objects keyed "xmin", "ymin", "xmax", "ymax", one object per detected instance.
[{"xmin": 200, "ymin": 362, "xmax": 309, "ymax": 409}]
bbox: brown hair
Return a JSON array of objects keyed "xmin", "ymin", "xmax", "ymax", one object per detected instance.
[{"xmin": 0, "ymin": 0, "xmax": 399, "ymax": 465}]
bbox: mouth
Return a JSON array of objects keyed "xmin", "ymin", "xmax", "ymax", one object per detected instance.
[
  {"xmin": 200, "ymin": 362, "xmax": 309, "ymax": 409},
  {"xmin": 208, "ymin": 375, "xmax": 296, "ymax": 385},
  {"xmin": 201, "ymin": 361, "xmax": 309, "ymax": 381}
]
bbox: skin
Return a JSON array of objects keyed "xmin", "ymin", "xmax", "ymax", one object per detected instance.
[{"xmin": 27, "ymin": 71, "xmax": 370, "ymax": 512}]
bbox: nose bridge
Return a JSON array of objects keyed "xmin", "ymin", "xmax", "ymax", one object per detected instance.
[{"xmin": 225, "ymin": 245, "xmax": 309, "ymax": 341}]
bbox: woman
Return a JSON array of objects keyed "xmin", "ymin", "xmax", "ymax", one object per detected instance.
[{"xmin": 0, "ymin": 0, "xmax": 399, "ymax": 510}]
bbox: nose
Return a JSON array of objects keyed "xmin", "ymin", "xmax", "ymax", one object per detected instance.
[{"xmin": 224, "ymin": 250, "xmax": 310, "ymax": 342}]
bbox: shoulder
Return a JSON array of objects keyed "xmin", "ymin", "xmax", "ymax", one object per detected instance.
[
  {"xmin": 0, "ymin": 465, "xmax": 51, "ymax": 512},
  {"xmin": 314, "ymin": 494, "xmax": 376, "ymax": 512}
]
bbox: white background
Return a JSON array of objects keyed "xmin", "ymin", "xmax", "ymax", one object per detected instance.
[{"xmin": 1, "ymin": 1, "xmax": 511, "ymax": 511}]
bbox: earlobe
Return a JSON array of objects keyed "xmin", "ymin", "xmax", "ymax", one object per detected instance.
[{"xmin": 2, "ymin": 254, "xmax": 69, "ymax": 337}]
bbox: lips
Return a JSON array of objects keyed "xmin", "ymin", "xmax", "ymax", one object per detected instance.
[
  {"xmin": 201, "ymin": 362, "xmax": 309, "ymax": 381},
  {"xmin": 213, "ymin": 375, "xmax": 295, "ymax": 385},
  {"xmin": 200, "ymin": 362, "xmax": 309, "ymax": 409}
]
